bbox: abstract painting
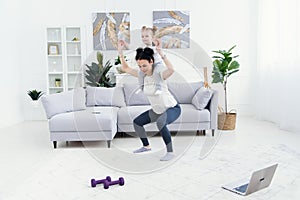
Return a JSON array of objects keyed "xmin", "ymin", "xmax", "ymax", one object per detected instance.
[
  {"xmin": 153, "ymin": 11, "xmax": 190, "ymax": 49},
  {"xmin": 92, "ymin": 12, "xmax": 130, "ymax": 50}
]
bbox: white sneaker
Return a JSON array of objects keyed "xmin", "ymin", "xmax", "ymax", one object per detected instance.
[
  {"xmin": 154, "ymin": 89, "xmax": 162, "ymax": 95},
  {"xmin": 135, "ymin": 88, "xmax": 142, "ymax": 94},
  {"xmin": 133, "ymin": 147, "xmax": 151, "ymax": 153},
  {"xmin": 160, "ymin": 152, "xmax": 175, "ymax": 161}
]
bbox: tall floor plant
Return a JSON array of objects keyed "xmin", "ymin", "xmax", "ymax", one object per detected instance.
[{"xmin": 211, "ymin": 45, "xmax": 240, "ymax": 114}]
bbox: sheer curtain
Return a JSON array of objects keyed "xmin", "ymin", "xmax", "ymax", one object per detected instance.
[{"xmin": 256, "ymin": 0, "xmax": 300, "ymax": 132}]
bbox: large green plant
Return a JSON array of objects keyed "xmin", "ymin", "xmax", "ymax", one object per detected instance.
[
  {"xmin": 212, "ymin": 45, "xmax": 240, "ymax": 114},
  {"xmin": 85, "ymin": 52, "xmax": 115, "ymax": 87}
]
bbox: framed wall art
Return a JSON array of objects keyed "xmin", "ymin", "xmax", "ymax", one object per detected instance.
[
  {"xmin": 153, "ymin": 10, "xmax": 190, "ymax": 49},
  {"xmin": 92, "ymin": 12, "xmax": 130, "ymax": 50}
]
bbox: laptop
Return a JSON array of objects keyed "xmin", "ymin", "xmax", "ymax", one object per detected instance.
[{"xmin": 222, "ymin": 163, "xmax": 278, "ymax": 196}]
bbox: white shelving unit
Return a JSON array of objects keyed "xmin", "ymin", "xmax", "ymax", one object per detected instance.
[{"xmin": 46, "ymin": 26, "xmax": 86, "ymax": 94}]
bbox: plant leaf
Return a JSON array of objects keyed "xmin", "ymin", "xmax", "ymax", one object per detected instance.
[
  {"xmin": 211, "ymin": 65, "xmax": 224, "ymax": 83},
  {"xmin": 228, "ymin": 45, "xmax": 236, "ymax": 52},
  {"xmin": 228, "ymin": 60, "xmax": 240, "ymax": 71},
  {"xmin": 227, "ymin": 69, "xmax": 239, "ymax": 78}
]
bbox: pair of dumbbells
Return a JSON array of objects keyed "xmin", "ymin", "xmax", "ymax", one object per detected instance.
[{"xmin": 91, "ymin": 176, "xmax": 125, "ymax": 189}]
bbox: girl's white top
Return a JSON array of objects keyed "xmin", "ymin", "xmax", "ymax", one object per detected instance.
[
  {"xmin": 147, "ymin": 46, "xmax": 163, "ymax": 64},
  {"xmin": 143, "ymin": 72, "xmax": 177, "ymax": 114}
]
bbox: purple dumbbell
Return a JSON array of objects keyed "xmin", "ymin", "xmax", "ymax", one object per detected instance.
[
  {"xmin": 103, "ymin": 177, "xmax": 125, "ymax": 189},
  {"xmin": 91, "ymin": 176, "xmax": 111, "ymax": 187}
]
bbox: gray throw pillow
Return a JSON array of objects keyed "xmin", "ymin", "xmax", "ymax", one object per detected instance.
[
  {"xmin": 192, "ymin": 87, "xmax": 213, "ymax": 110},
  {"xmin": 41, "ymin": 87, "xmax": 86, "ymax": 119},
  {"xmin": 123, "ymin": 83, "xmax": 150, "ymax": 106},
  {"xmin": 86, "ymin": 86, "xmax": 126, "ymax": 107},
  {"xmin": 168, "ymin": 82, "xmax": 204, "ymax": 103}
]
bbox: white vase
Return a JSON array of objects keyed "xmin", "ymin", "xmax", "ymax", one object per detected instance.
[{"xmin": 30, "ymin": 100, "xmax": 40, "ymax": 108}]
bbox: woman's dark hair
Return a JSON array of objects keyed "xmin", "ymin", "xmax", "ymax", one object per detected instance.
[{"xmin": 135, "ymin": 47, "xmax": 154, "ymax": 63}]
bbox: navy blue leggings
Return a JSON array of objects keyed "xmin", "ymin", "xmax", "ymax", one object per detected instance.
[{"xmin": 133, "ymin": 104, "xmax": 181, "ymax": 152}]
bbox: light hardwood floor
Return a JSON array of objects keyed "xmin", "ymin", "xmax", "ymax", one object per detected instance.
[{"xmin": 0, "ymin": 117, "xmax": 300, "ymax": 200}]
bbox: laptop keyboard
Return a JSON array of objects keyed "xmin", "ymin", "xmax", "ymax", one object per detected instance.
[{"xmin": 234, "ymin": 183, "xmax": 248, "ymax": 193}]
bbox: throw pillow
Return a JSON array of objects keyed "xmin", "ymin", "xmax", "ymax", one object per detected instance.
[
  {"xmin": 41, "ymin": 87, "xmax": 86, "ymax": 119},
  {"xmin": 123, "ymin": 83, "xmax": 150, "ymax": 106},
  {"xmin": 168, "ymin": 82, "xmax": 204, "ymax": 104},
  {"xmin": 192, "ymin": 87, "xmax": 213, "ymax": 110},
  {"xmin": 86, "ymin": 86, "xmax": 126, "ymax": 107}
]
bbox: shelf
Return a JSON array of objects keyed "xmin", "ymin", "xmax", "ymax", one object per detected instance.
[
  {"xmin": 47, "ymin": 41, "xmax": 62, "ymax": 43},
  {"xmin": 47, "ymin": 55, "xmax": 62, "ymax": 57},
  {"xmin": 67, "ymin": 54, "xmax": 81, "ymax": 57},
  {"xmin": 67, "ymin": 71, "xmax": 82, "ymax": 74},
  {"xmin": 66, "ymin": 41, "xmax": 80, "ymax": 43},
  {"xmin": 46, "ymin": 26, "xmax": 85, "ymax": 94},
  {"xmin": 48, "ymin": 72, "xmax": 63, "ymax": 74}
]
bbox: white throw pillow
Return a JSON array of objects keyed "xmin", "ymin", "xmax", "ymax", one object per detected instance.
[
  {"xmin": 86, "ymin": 86, "xmax": 126, "ymax": 107},
  {"xmin": 192, "ymin": 87, "xmax": 213, "ymax": 110},
  {"xmin": 41, "ymin": 88, "xmax": 86, "ymax": 119}
]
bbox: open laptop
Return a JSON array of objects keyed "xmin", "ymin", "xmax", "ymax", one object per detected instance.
[{"xmin": 222, "ymin": 163, "xmax": 278, "ymax": 196}]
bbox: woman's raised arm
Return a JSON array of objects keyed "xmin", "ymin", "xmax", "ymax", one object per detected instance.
[
  {"xmin": 118, "ymin": 40, "xmax": 138, "ymax": 77},
  {"xmin": 154, "ymin": 39, "xmax": 175, "ymax": 80}
]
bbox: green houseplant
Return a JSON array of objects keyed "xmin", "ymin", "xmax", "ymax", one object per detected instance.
[
  {"xmin": 85, "ymin": 52, "xmax": 116, "ymax": 87},
  {"xmin": 211, "ymin": 45, "xmax": 240, "ymax": 130},
  {"xmin": 27, "ymin": 89, "xmax": 44, "ymax": 101},
  {"xmin": 114, "ymin": 55, "xmax": 127, "ymax": 74}
]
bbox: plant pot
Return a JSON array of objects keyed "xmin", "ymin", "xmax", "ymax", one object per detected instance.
[
  {"xmin": 218, "ymin": 112, "xmax": 237, "ymax": 130},
  {"xmin": 55, "ymin": 80, "xmax": 61, "ymax": 87},
  {"xmin": 30, "ymin": 100, "xmax": 40, "ymax": 108}
]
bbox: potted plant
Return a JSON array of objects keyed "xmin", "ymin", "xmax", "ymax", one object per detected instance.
[
  {"xmin": 27, "ymin": 89, "xmax": 44, "ymax": 101},
  {"xmin": 114, "ymin": 55, "xmax": 127, "ymax": 74},
  {"xmin": 85, "ymin": 52, "xmax": 116, "ymax": 87},
  {"xmin": 211, "ymin": 45, "xmax": 240, "ymax": 130},
  {"xmin": 27, "ymin": 89, "xmax": 44, "ymax": 107}
]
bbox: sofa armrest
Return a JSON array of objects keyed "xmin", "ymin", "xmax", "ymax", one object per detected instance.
[{"xmin": 208, "ymin": 89, "xmax": 218, "ymax": 129}]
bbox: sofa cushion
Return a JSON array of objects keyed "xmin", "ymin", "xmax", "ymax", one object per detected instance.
[
  {"xmin": 86, "ymin": 86, "xmax": 125, "ymax": 107},
  {"xmin": 49, "ymin": 106, "xmax": 118, "ymax": 132},
  {"xmin": 117, "ymin": 104, "xmax": 210, "ymax": 125},
  {"xmin": 167, "ymin": 82, "xmax": 204, "ymax": 104},
  {"xmin": 123, "ymin": 83, "xmax": 150, "ymax": 106},
  {"xmin": 41, "ymin": 88, "xmax": 86, "ymax": 119},
  {"xmin": 192, "ymin": 87, "xmax": 213, "ymax": 110},
  {"xmin": 118, "ymin": 105, "xmax": 152, "ymax": 124}
]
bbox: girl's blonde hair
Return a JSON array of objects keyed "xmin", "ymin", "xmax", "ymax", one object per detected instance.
[{"xmin": 141, "ymin": 26, "xmax": 157, "ymax": 36}]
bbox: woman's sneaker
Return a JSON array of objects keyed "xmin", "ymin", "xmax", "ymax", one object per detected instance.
[{"xmin": 133, "ymin": 147, "xmax": 151, "ymax": 153}]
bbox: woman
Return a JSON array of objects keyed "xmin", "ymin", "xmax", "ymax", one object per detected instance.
[{"xmin": 118, "ymin": 39, "xmax": 181, "ymax": 161}]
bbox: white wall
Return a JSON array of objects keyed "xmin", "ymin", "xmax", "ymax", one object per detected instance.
[
  {"xmin": 0, "ymin": 0, "xmax": 258, "ymax": 126},
  {"xmin": 0, "ymin": 1, "xmax": 24, "ymax": 128}
]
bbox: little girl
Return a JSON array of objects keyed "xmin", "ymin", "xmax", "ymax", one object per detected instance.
[{"xmin": 135, "ymin": 26, "xmax": 164, "ymax": 95}]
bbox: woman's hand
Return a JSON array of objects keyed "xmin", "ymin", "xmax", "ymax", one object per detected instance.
[
  {"xmin": 155, "ymin": 38, "xmax": 175, "ymax": 80},
  {"xmin": 117, "ymin": 40, "xmax": 125, "ymax": 55},
  {"xmin": 153, "ymin": 38, "xmax": 163, "ymax": 56},
  {"xmin": 204, "ymin": 81, "xmax": 210, "ymax": 88},
  {"xmin": 117, "ymin": 40, "xmax": 138, "ymax": 77}
]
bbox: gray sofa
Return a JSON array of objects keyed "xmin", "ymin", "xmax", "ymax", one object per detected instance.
[{"xmin": 41, "ymin": 81, "xmax": 218, "ymax": 148}]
